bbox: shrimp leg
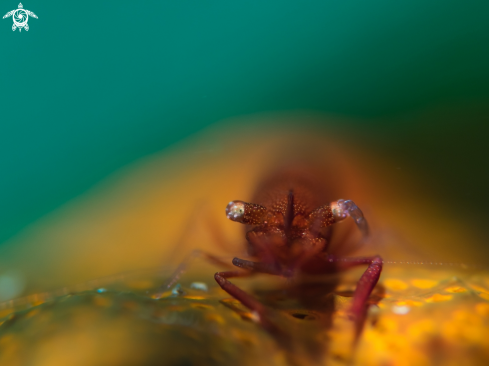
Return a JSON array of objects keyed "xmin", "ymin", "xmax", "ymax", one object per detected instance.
[
  {"xmin": 214, "ymin": 269, "xmax": 285, "ymax": 337},
  {"xmin": 325, "ymin": 254, "xmax": 383, "ymax": 341}
]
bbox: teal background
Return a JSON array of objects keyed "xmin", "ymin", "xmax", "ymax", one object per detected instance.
[{"xmin": 1, "ymin": 1, "xmax": 489, "ymax": 245}]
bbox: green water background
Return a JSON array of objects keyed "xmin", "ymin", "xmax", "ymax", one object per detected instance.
[{"xmin": 1, "ymin": 1, "xmax": 488, "ymax": 253}]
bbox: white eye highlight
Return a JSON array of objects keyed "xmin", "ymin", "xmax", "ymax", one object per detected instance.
[{"xmin": 226, "ymin": 201, "xmax": 246, "ymax": 222}]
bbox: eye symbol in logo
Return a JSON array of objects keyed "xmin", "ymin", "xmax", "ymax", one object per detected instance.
[{"xmin": 3, "ymin": 3, "xmax": 38, "ymax": 32}]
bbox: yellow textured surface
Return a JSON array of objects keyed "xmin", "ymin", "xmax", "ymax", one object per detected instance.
[{"xmin": 0, "ymin": 266, "xmax": 488, "ymax": 366}]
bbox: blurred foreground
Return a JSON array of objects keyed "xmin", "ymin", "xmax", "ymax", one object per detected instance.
[{"xmin": 1, "ymin": 263, "xmax": 488, "ymax": 365}]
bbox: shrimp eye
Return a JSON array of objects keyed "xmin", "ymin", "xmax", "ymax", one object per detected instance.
[
  {"xmin": 225, "ymin": 200, "xmax": 267, "ymax": 225},
  {"xmin": 226, "ymin": 201, "xmax": 246, "ymax": 222}
]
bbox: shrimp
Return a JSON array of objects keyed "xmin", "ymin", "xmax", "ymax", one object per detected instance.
[{"xmin": 214, "ymin": 164, "xmax": 382, "ymax": 339}]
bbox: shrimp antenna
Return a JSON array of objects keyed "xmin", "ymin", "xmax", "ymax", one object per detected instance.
[{"xmin": 381, "ymin": 260, "xmax": 482, "ymax": 270}]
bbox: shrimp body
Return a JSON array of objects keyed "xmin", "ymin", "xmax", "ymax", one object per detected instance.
[{"xmin": 218, "ymin": 165, "xmax": 381, "ymax": 331}]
